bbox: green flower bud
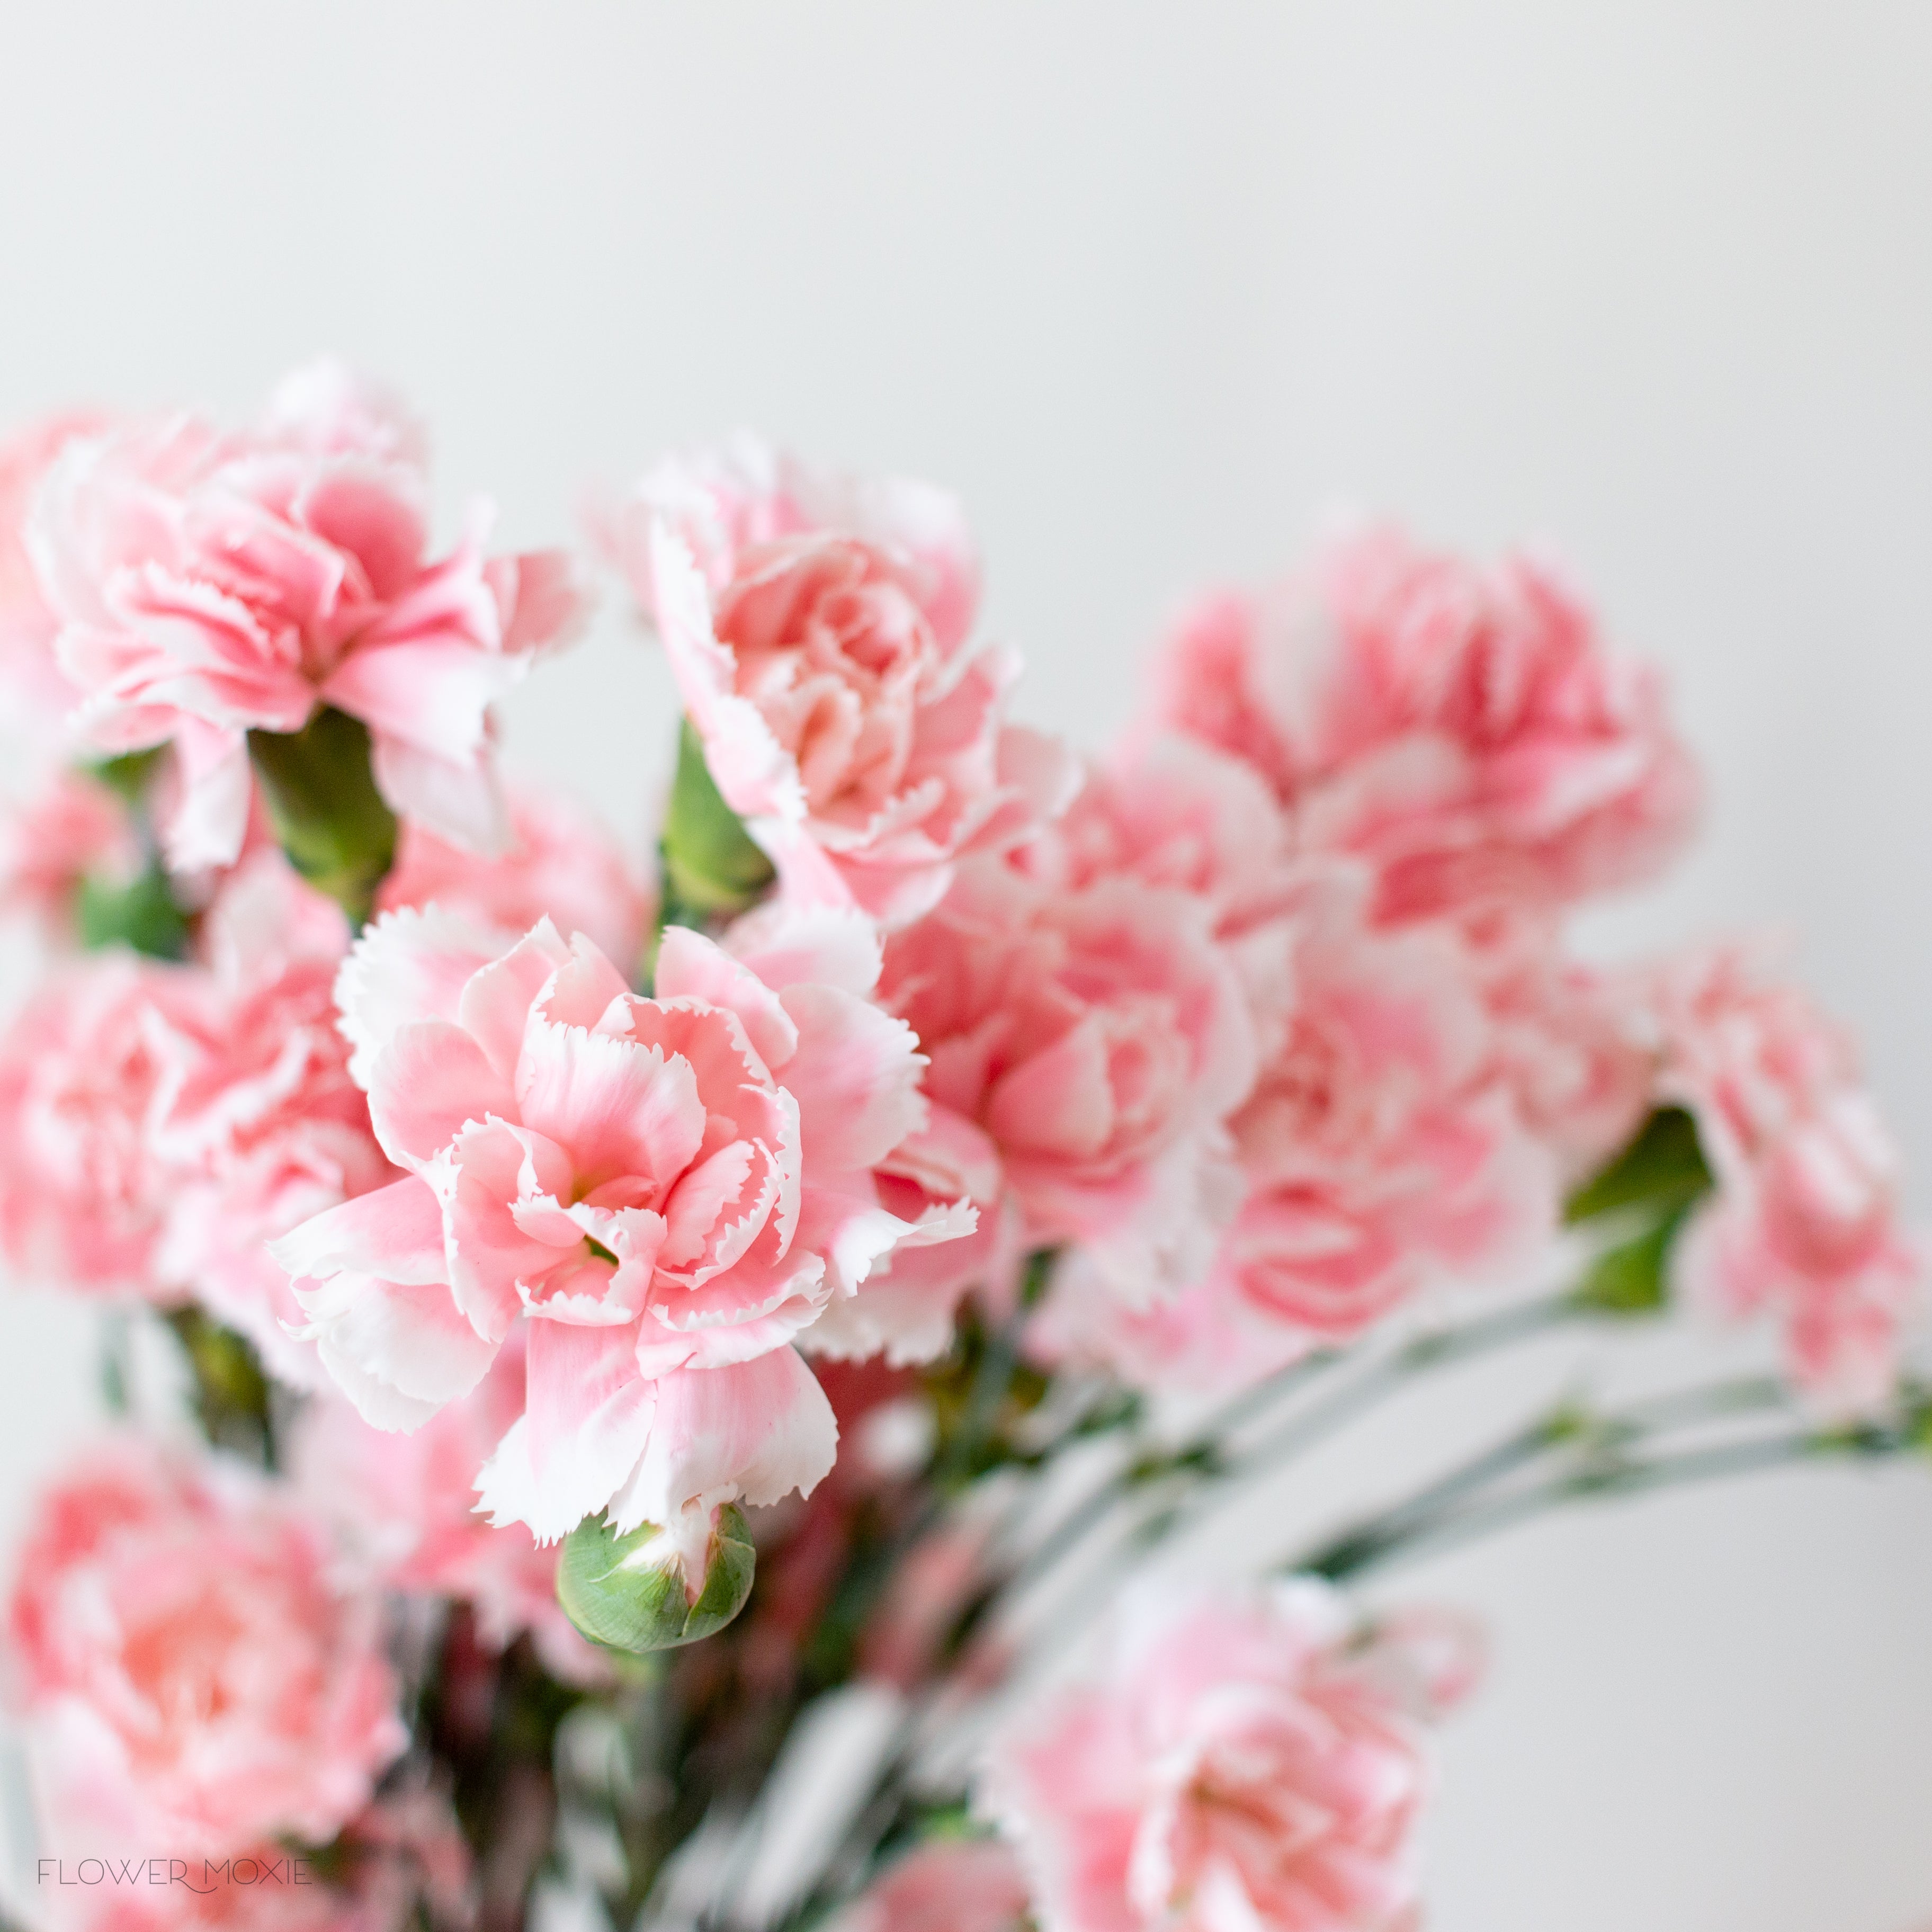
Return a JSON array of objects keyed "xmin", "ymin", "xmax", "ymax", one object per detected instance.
[{"xmin": 557, "ymin": 1502, "xmax": 756, "ymax": 1654}]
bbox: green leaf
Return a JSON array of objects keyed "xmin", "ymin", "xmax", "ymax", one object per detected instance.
[
  {"xmin": 557, "ymin": 1503, "xmax": 756, "ymax": 1653},
  {"xmin": 247, "ymin": 709, "xmax": 399, "ymax": 927},
  {"xmin": 660, "ymin": 718, "xmax": 775, "ymax": 922},
  {"xmin": 165, "ymin": 1307, "xmax": 275, "ymax": 1466},
  {"xmin": 1572, "ymin": 1205, "xmax": 1692, "ymax": 1316},
  {"xmin": 1564, "ymin": 1105, "xmax": 1714, "ymax": 1226},
  {"xmin": 75, "ymin": 865, "xmax": 190, "ymax": 959}
]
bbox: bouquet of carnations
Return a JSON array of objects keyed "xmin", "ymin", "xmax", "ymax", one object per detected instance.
[{"xmin": 0, "ymin": 364, "xmax": 1920, "ymax": 1932}]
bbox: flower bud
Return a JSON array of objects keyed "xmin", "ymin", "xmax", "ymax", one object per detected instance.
[{"xmin": 557, "ymin": 1501, "xmax": 756, "ymax": 1653}]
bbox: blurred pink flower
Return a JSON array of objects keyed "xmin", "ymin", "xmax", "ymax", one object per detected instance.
[
  {"xmin": 1149, "ymin": 525, "xmax": 1697, "ymax": 924},
  {"xmin": 276, "ymin": 905, "xmax": 972, "ymax": 1543},
  {"xmin": 376, "ymin": 778, "xmax": 653, "ymax": 977},
  {"xmin": 6, "ymin": 1436, "xmax": 405, "ymax": 1859},
  {"xmin": 0, "ymin": 857, "xmax": 395, "ymax": 1382},
  {"xmin": 0, "ymin": 950, "xmax": 194, "ymax": 1292},
  {"xmin": 881, "ymin": 854, "xmax": 1258, "ymax": 1301},
  {"xmin": 983, "ymin": 1581, "xmax": 1471, "ymax": 1932},
  {"xmin": 1650, "ymin": 944, "xmax": 1922, "ymax": 1411},
  {"xmin": 291, "ymin": 1339, "xmax": 606, "ymax": 1685},
  {"xmin": 832, "ymin": 1840, "xmax": 1034, "ymax": 1932},
  {"xmin": 1041, "ymin": 869, "xmax": 1552, "ymax": 1393},
  {"xmin": 26, "ymin": 360, "xmax": 585, "ymax": 870},
  {"xmin": 608, "ymin": 436, "xmax": 1073, "ymax": 926}
]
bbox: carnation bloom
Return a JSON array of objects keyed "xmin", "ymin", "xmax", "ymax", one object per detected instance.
[
  {"xmin": 1039, "ymin": 867, "xmax": 1552, "ymax": 1393},
  {"xmin": 291, "ymin": 1339, "xmax": 606, "ymax": 1684},
  {"xmin": 0, "ymin": 857, "xmax": 395, "ymax": 1381},
  {"xmin": 0, "ymin": 950, "xmax": 196, "ymax": 1291},
  {"xmin": 6, "ymin": 1437, "xmax": 405, "ymax": 1858},
  {"xmin": 983, "ymin": 1581, "xmax": 1474, "ymax": 1932},
  {"xmin": 880, "ymin": 853, "xmax": 1258, "ymax": 1300},
  {"xmin": 1648, "ymin": 944, "xmax": 1921, "ymax": 1411},
  {"xmin": 377, "ymin": 777, "xmax": 654, "ymax": 975},
  {"xmin": 831, "ymin": 1840, "xmax": 1034, "ymax": 1932},
  {"xmin": 274, "ymin": 904, "xmax": 973, "ymax": 1544},
  {"xmin": 26, "ymin": 359, "xmax": 585, "ymax": 869},
  {"xmin": 1148, "ymin": 525, "xmax": 1698, "ymax": 924},
  {"xmin": 607, "ymin": 436, "xmax": 1074, "ymax": 926}
]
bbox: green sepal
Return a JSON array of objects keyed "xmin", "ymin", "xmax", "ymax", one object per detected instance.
[
  {"xmin": 1564, "ymin": 1105, "xmax": 1713, "ymax": 1226},
  {"xmin": 247, "ymin": 708, "xmax": 399, "ymax": 927},
  {"xmin": 75, "ymin": 865, "xmax": 190, "ymax": 960},
  {"xmin": 557, "ymin": 1502, "xmax": 756, "ymax": 1654},
  {"xmin": 660, "ymin": 718, "xmax": 775, "ymax": 922},
  {"xmin": 1572, "ymin": 1204, "xmax": 1692, "ymax": 1317}
]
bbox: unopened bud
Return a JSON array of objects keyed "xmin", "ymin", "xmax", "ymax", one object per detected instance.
[{"xmin": 557, "ymin": 1501, "xmax": 756, "ymax": 1653}]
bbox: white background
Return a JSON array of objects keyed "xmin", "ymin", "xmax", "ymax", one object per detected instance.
[{"xmin": 3, "ymin": 6, "xmax": 1931, "ymax": 1927}]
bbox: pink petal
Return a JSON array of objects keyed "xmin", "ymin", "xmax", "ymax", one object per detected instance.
[
  {"xmin": 514, "ymin": 1018, "xmax": 708, "ymax": 1196},
  {"xmin": 291, "ymin": 1269, "xmax": 497, "ymax": 1431},
  {"xmin": 455, "ymin": 918, "xmax": 571, "ymax": 1081},
  {"xmin": 517, "ymin": 1319, "xmax": 659, "ymax": 1540},
  {"xmin": 654, "ymin": 924, "xmax": 796, "ymax": 1073},
  {"xmin": 335, "ymin": 904, "xmax": 513, "ymax": 1087},
  {"xmin": 269, "ymin": 1176, "xmax": 445, "ymax": 1286},
  {"xmin": 606, "ymin": 1348, "xmax": 837, "ymax": 1535},
  {"xmin": 778, "ymin": 984, "xmax": 927, "ymax": 1176},
  {"xmin": 368, "ymin": 1019, "xmax": 515, "ymax": 1170},
  {"xmin": 435, "ymin": 1119, "xmax": 575, "ymax": 1341},
  {"xmin": 369, "ymin": 734, "xmax": 509, "ymax": 854}
]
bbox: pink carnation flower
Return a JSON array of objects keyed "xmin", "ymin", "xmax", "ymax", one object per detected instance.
[
  {"xmin": 0, "ymin": 951, "xmax": 196, "ymax": 1291},
  {"xmin": 832, "ymin": 1840, "xmax": 1034, "ymax": 1932},
  {"xmin": 376, "ymin": 777, "xmax": 654, "ymax": 977},
  {"xmin": 983, "ymin": 1581, "xmax": 1474, "ymax": 1932},
  {"xmin": 1149, "ymin": 525, "xmax": 1698, "ymax": 924},
  {"xmin": 6, "ymin": 1437, "xmax": 406, "ymax": 1859},
  {"xmin": 0, "ymin": 857, "xmax": 396, "ymax": 1382},
  {"xmin": 1040, "ymin": 869, "xmax": 1554, "ymax": 1393},
  {"xmin": 609, "ymin": 436, "xmax": 1074, "ymax": 926},
  {"xmin": 1649, "ymin": 945, "xmax": 1922, "ymax": 1411},
  {"xmin": 274, "ymin": 904, "xmax": 973, "ymax": 1544},
  {"xmin": 291, "ymin": 1339, "xmax": 606, "ymax": 1685},
  {"xmin": 26, "ymin": 360, "xmax": 585, "ymax": 870},
  {"xmin": 880, "ymin": 854, "xmax": 1259, "ymax": 1300}
]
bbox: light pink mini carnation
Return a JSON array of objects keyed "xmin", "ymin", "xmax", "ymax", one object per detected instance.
[
  {"xmin": 832, "ymin": 1840, "xmax": 1034, "ymax": 1932},
  {"xmin": 27, "ymin": 360, "xmax": 585, "ymax": 870},
  {"xmin": 291, "ymin": 1339, "xmax": 605, "ymax": 1685},
  {"xmin": 275, "ymin": 904, "xmax": 974, "ymax": 1545},
  {"xmin": 1649, "ymin": 945, "xmax": 1922, "ymax": 1411},
  {"xmin": 983, "ymin": 1580, "xmax": 1474, "ymax": 1932},
  {"xmin": 376, "ymin": 777, "xmax": 654, "ymax": 976},
  {"xmin": 880, "ymin": 854, "xmax": 1259, "ymax": 1300},
  {"xmin": 0, "ymin": 951, "xmax": 197, "ymax": 1291},
  {"xmin": 609, "ymin": 436, "xmax": 1074, "ymax": 926},
  {"xmin": 0, "ymin": 858, "xmax": 395, "ymax": 1382},
  {"xmin": 1149, "ymin": 525, "xmax": 1698, "ymax": 924},
  {"xmin": 6, "ymin": 1437, "xmax": 405, "ymax": 1859},
  {"xmin": 1040, "ymin": 869, "xmax": 1553, "ymax": 1393}
]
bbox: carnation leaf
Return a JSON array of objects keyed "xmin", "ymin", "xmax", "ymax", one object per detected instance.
[
  {"xmin": 558, "ymin": 1504, "xmax": 756, "ymax": 1654},
  {"xmin": 248, "ymin": 708, "xmax": 399, "ymax": 927}
]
